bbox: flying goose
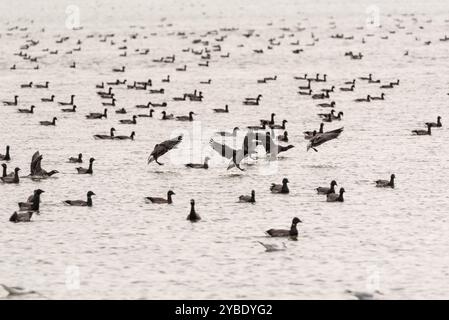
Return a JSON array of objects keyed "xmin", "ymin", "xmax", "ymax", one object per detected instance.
[
  {"xmin": 259, "ymin": 132, "xmax": 294, "ymax": 156},
  {"xmin": 76, "ymin": 157, "xmax": 95, "ymax": 174},
  {"xmin": 187, "ymin": 199, "xmax": 201, "ymax": 222},
  {"xmin": 146, "ymin": 190, "xmax": 175, "ymax": 204},
  {"xmin": 63, "ymin": 191, "xmax": 96, "ymax": 207},
  {"xmin": 316, "ymin": 180, "xmax": 337, "ymax": 194},
  {"xmin": 239, "ymin": 190, "xmax": 255, "ymax": 203},
  {"xmin": 148, "ymin": 135, "xmax": 183, "ymax": 165},
  {"xmin": 375, "ymin": 174, "xmax": 395, "ymax": 188},
  {"xmin": 307, "ymin": 127, "xmax": 344, "ymax": 152},
  {"xmin": 327, "ymin": 188, "xmax": 345, "ymax": 202},
  {"xmin": 266, "ymin": 217, "xmax": 301, "ymax": 238},
  {"xmin": 185, "ymin": 157, "xmax": 210, "ymax": 169}
]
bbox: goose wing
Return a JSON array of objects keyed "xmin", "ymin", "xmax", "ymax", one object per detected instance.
[
  {"xmin": 30, "ymin": 151, "xmax": 42, "ymax": 175},
  {"xmin": 209, "ymin": 139, "xmax": 235, "ymax": 159}
]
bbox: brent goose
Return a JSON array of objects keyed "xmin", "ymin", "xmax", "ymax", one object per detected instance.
[
  {"xmin": 3, "ymin": 95, "xmax": 18, "ymax": 106},
  {"xmin": 68, "ymin": 153, "xmax": 83, "ymax": 163},
  {"xmin": 9, "ymin": 212, "xmax": 34, "ymax": 223},
  {"xmin": 277, "ymin": 131, "xmax": 288, "ymax": 142},
  {"xmin": 176, "ymin": 112, "xmax": 195, "ymax": 121},
  {"xmin": 64, "ymin": 191, "xmax": 96, "ymax": 207},
  {"xmin": 18, "ymin": 189, "xmax": 45, "ymax": 211},
  {"xmin": 412, "ymin": 123, "xmax": 432, "ymax": 135},
  {"xmin": 1, "ymin": 167, "xmax": 20, "ymax": 184},
  {"xmin": 316, "ymin": 180, "xmax": 337, "ymax": 194},
  {"xmin": 425, "ymin": 116, "xmax": 442, "ymax": 128},
  {"xmin": 61, "ymin": 105, "xmax": 76, "ymax": 112},
  {"xmin": 29, "ymin": 152, "xmax": 59, "ymax": 177},
  {"xmin": 185, "ymin": 157, "xmax": 210, "ymax": 169},
  {"xmin": 39, "ymin": 117, "xmax": 57, "ymax": 126},
  {"xmin": 327, "ymin": 188, "xmax": 345, "ymax": 202},
  {"xmin": 0, "ymin": 146, "xmax": 11, "ymax": 161},
  {"xmin": 114, "ymin": 131, "xmax": 135, "ymax": 140},
  {"xmin": 58, "ymin": 95, "xmax": 75, "ymax": 106},
  {"xmin": 93, "ymin": 127, "xmax": 116, "ymax": 139},
  {"xmin": 239, "ymin": 190, "xmax": 255, "ymax": 203},
  {"xmin": 266, "ymin": 217, "xmax": 301, "ymax": 238},
  {"xmin": 187, "ymin": 199, "xmax": 201, "ymax": 222},
  {"xmin": 119, "ymin": 115, "xmax": 137, "ymax": 124},
  {"xmin": 146, "ymin": 190, "xmax": 175, "ymax": 204},
  {"xmin": 375, "ymin": 174, "xmax": 395, "ymax": 188},
  {"xmin": 76, "ymin": 157, "xmax": 95, "ymax": 174},
  {"xmin": 161, "ymin": 111, "xmax": 174, "ymax": 120},
  {"xmin": 138, "ymin": 109, "xmax": 154, "ymax": 118},
  {"xmin": 270, "ymin": 178, "xmax": 289, "ymax": 194},
  {"xmin": 269, "ymin": 120, "xmax": 288, "ymax": 130},
  {"xmin": 216, "ymin": 127, "xmax": 239, "ymax": 137},
  {"xmin": 213, "ymin": 105, "xmax": 229, "ymax": 113},
  {"xmin": 86, "ymin": 109, "xmax": 107, "ymax": 119},
  {"xmin": 41, "ymin": 95, "xmax": 55, "ymax": 102},
  {"xmin": 148, "ymin": 135, "xmax": 183, "ymax": 165}
]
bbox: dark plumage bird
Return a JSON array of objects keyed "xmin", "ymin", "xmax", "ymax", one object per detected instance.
[
  {"xmin": 185, "ymin": 157, "xmax": 210, "ymax": 169},
  {"xmin": 94, "ymin": 128, "xmax": 115, "ymax": 139},
  {"xmin": 327, "ymin": 188, "xmax": 345, "ymax": 202},
  {"xmin": 18, "ymin": 189, "xmax": 45, "ymax": 211},
  {"xmin": 148, "ymin": 135, "xmax": 183, "ymax": 165},
  {"xmin": 0, "ymin": 145, "xmax": 11, "ymax": 161},
  {"xmin": 61, "ymin": 105, "xmax": 76, "ymax": 112},
  {"xmin": 1, "ymin": 167, "xmax": 20, "ymax": 184},
  {"xmin": 58, "ymin": 95, "xmax": 75, "ymax": 106},
  {"xmin": 114, "ymin": 131, "xmax": 135, "ymax": 140},
  {"xmin": 187, "ymin": 199, "xmax": 201, "ymax": 222},
  {"xmin": 29, "ymin": 151, "xmax": 59, "ymax": 177},
  {"xmin": 18, "ymin": 105, "xmax": 35, "ymax": 113},
  {"xmin": 375, "ymin": 174, "xmax": 395, "ymax": 188},
  {"xmin": 176, "ymin": 111, "xmax": 196, "ymax": 121},
  {"xmin": 138, "ymin": 109, "xmax": 154, "ymax": 118},
  {"xmin": 269, "ymin": 120, "xmax": 288, "ymax": 130},
  {"xmin": 316, "ymin": 180, "xmax": 337, "ymax": 194},
  {"xmin": 76, "ymin": 157, "xmax": 95, "ymax": 174},
  {"xmin": 304, "ymin": 123, "xmax": 324, "ymax": 139},
  {"xmin": 266, "ymin": 217, "xmax": 301, "ymax": 238},
  {"xmin": 9, "ymin": 211, "xmax": 34, "ymax": 223},
  {"xmin": 259, "ymin": 132, "xmax": 294, "ymax": 156},
  {"xmin": 39, "ymin": 117, "xmax": 57, "ymax": 126},
  {"xmin": 146, "ymin": 190, "xmax": 175, "ymax": 204},
  {"xmin": 3, "ymin": 95, "xmax": 18, "ymax": 106},
  {"xmin": 425, "ymin": 116, "xmax": 442, "ymax": 128},
  {"xmin": 412, "ymin": 123, "xmax": 432, "ymax": 135},
  {"xmin": 64, "ymin": 191, "xmax": 95, "ymax": 207},
  {"xmin": 161, "ymin": 111, "xmax": 174, "ymax": 120},
  {"xmin": 68, "ymin": 153, "xmax": 83, "ymax": 163},
  {"xmin": 86, "ymin": 109, "xmax": 107, "ymax": 119},
  {"xmin": 239, "ymin": 190, "xmax": 256, "ymax": 203},
  {"xmin": 41, "ymin": 95, "xmax": 55, "ymax": 102},
  {"xmin": 1, "ymin": 163, "xmax": 14, "ymax": 178},
  {"xmin": 119, "ymin": 115, "xmax": 137, "ymax": 124},
  {"xmin": 307, "ymin": 127, "xmax": 344, "ymax": 152},
  {"xmin": 213, "ymin": 105, "xmax": 229, "ymax": 113},
  {"xmin": 277, "ymin": 131, "xmax": 288, "ymax": 142},
  {"xmin": 270, "ymin": 178, "xmax": 289, "ymax": 194}
]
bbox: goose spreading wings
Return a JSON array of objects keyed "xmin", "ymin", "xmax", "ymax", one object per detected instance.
[
  {"xmin": 30, "ymin": 151, "xmax": 59, "ymax": 177},
  {"xmin": 148, "ymin": 135, "xmax": 183, "ymax": 165},
  {"xmin": 209, "ymin": 132, "xmax": 258, "ymax": 171},
  {"xmin": 307, "ymin": 127, "xmax": 344, "ymax": 152}
]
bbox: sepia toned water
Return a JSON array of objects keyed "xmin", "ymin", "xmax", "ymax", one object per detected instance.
[{"xmin": 1, "ymin": 0, "xmax": 449, "ymax": 299}]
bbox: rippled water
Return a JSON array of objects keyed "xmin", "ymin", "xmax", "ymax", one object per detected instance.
[{"xmin": 1, "ymin": 0, "xmax": 449, "ymax": 299}]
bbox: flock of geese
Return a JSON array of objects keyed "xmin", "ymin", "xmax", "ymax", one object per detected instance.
[{"xmin": 0, "ymin": 9, "xmax": 447, "ymax": 298}]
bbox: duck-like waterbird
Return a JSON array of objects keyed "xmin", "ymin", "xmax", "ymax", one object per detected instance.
[
  {"xmin": 266, "ymin": 217, "xmax": 301, "ymax": 238},
  {"xmin": 148, "ymin": 135, "xmax": 183, "ymax": 165},
  {"xmin": 63, "ymin": 191, "xmax": 95, "ymax": 207}
]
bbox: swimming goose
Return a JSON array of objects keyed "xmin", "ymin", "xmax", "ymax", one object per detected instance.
[
  {"xmin": 299, "ymin": 79, "xmax": 312, "ymax": 90},
  {"xmin": 102, "ymin": 98, "xmax": 116, "ymax": 106},
  {"xmin": 161, "ymin": 111, "xmax": 174, "ymax": 120},
  {"xmin": 64, "ymin": 191, "xmax": 95, "ymax": 207},
  {"xmin": 58, "ymin": 95, "xmax": 75, "ymax": 106},
  {"xmin": 425, "ymin": 116, "xmax": 442, "ymax": 128},
  {"xmin": 114, "ymin": 131, "xmax": 135, "ymax": 140},
  {"xmin": 321, "ymin": 86, "xmax": 335, "ymax": 93},
  {"xmin": 119, "ymin": 115, "xmax": 137, "ymax": 124},
  {"xmin": 1, "ymin": 167, "xmax": 20, "ymax": 184},
  {"xmin": 148, "ymin": 135, "xmax": 183, "ymax": 165},
  {"xmin": 294, "ymin": 74, "xmax": 307, "ymax": 80},
  {"xmin": 112, "ymin": 66, "xmax": 125, "ymax": 72},
  {"xmin": 380, "ymin": 83, "xmax": 394, "ymax": 89},
  {"xmin": 146, "ymin": 190, "xmax": 175, "ymax": 204},
  {"xmin": 359, "ymin": 74, "xmax": 372, "ymax": 81},
  {"xmin": 41, "ymin": 95, "xmax": 55, "ymax": 102},
  {"xmin": 115, "ymin": 108, "xmax": 127, "ymax": 114},
  {"xmin": 9, "ymin": 211, "xmax": 34, "ymax": 223},
  {"xmin": 331, "ymin": 111, "xmax": 344, "ymax": 121},
  {"xmin": 86, "ymin": 108, "xmax": 107, "ymax": 119},
  {"xmin": 239, "ymin": 190, "xmax": 255, "ymax": 203},
  {"xmin": 176, "ymin": 112, "xmax": 196, "ymax": 121},
  {"xmin": 277, "ymin": 131, "xmax": 288, "ymax": 142},
  {"xmin": 344, "ymin": 79, "xmax": 356, "ymax": 85},
  {"xmin": 371, "ymin": 93, "xmax": 385, "ymax": 100},
  {"xmin": 18, "ymin": 105, "xmax": 35, "ymax": 113},
  {"xmin": 68, "ymin": 153, "xmax": 83, "ymax": 163},
  {"xmin": 76, "ymin": 157, "xmax": 95, "ymax": 174},
  {"xmin": 312, "ymin": 92, "xmax": 329, "ymax": 99},
  {"xmin": 354, "ymin": 95, "xmax": 371, "ymax": 102},
  {"xmin": 375, "ymin": 174, "xmax": 395, "ymax": 188},
  {"xmin": 391, "ymin": 79, "xmax": 400, "ymax": 86},
  {"xmin": 412, "ymin": 123, "xmax": 432, "ymax": 135},
  {"xmin": 307, "ymin": 127, "xmax": 344, "ymax": 152},
  {"xmin": 213, "ymin": 105, "xmax": 229, "ymax": 113},
  {"xmin": 185, "ymin": 156, "xmax": 210, "ymax": 169},
  {"xmin": 3, "ymin": 95, "xmax": 18, "ymax": 106},
  {"xmin": 187, "ymin": 199, "xmax": 201, "ymax": 222},
  {"xmin": 315, "ymin": 74, "xmax": 327, "ymax": 82},
  {"xmin": 39, "ymin": 117, "xmax": 57, "ymax": 126},
  {"xmin": 318, "ymin": 109, "xmax": 336, "ymax": 119},
  {"xmin": 243, "ymin": 94, "xmax": 262, "ymax": 105},
  {"xmin": 298, "ymin": 89, "xmax": 312, "ymax": 95},
  {"xmin": 0, "ymin": 146, "xmax": 11, "ymax": 161},
  {"xmin": 94, "ymin": 127, "xmax": 116, "ymax": 139},
  {"xmin": 150, "ymin": 102, "xmax": 167, "ymax": 108},
  {"xmin": 61, "ymin": 105, "xmax": 76, "ymax": 112},
  {"xmin": 216, "ymin": 127, "xmax": 239, "ymax": 137},
  {"xmin": 95, "ymin": 82, "xmax": 104, "ymax": 89},
  {"xmin": 138, "ymin": 109, "xmax": 154, "ymax": 118},
  {"xmin": 327, "ymin": 188, "xmax": 345, "ymax": 202},
  {"xmin": 162, "ymin": 75, "xmax": 170, "ymax": 83},
  {"xmin": 316, "ymin": 180, "xmax": 337, "ymax": 194},
  {"xmin": 176, "ymin": 65, "xmax": 187, "ymax": 71},
  {"xmin": 368, "ymin": 78, "xmax": 381, "ymax": 84},
  {"xmin": 266, "ymin": 217, "xmax": 301, "ymax": 238},
  {"xmin": 270, "ymin": 120, "xmax": 288, "ymax": 130},
  {"xmin": 97, "ymin": 87, "xmax": 113, "ymax": 96},
  {"xmin": 260, "ymin": 113, "xmax": 276, "ymax": 125},
  {"xmin": 317, "ymin": 101, "xmax": 336, "ymax": 108},
  {"xmin": 135, "ymin": 102, "xmax": 151, "ymax": 109},
  {"xmin": 340, "ymin": 85, "xmax": 355, "ymax": 92},
  {"xmin": 18, "ymin": 189, "xmax": 45, "ymax": 211},
  {"xmin": 270, "ymin": 178, "xmax": 289, "ymax": 194},
  {"xmin": 1, "ymin": 164, "xmax": 14, "ymax": 177}
]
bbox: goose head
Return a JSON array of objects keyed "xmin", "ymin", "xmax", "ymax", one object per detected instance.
[
  {"xmin": 390, "ymin": 174, "xmax": 396, "ymax": 180},
  {"xmin": 292, "ymin": 217, "xmax": 302, "ymax": 225},
  {"xmin": 89, "ymin": 157, "xmax": 95, "ymax": 163},
  {"xmin": 35, "ymin": 189, "xmax": 45, "ymax": 195},
  {"xmin": 331, "ymin": 180, "xmax": 338, "ymax": 187},
  {"xmin": 282, "ymin": 178, "xmax": 289, "ymax": 184},
  {"xmin": 87, "ymin": 191, "xmax": 96, "ymax": 197}
]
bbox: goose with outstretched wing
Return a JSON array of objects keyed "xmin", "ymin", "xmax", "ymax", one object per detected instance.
[
  {"xmin": 307, "ymin": 127, "xmax": 344, "ymax": 152},
  {"xmin": 148, "ymin": 135, "xmax": 183, "ymax": 165}
]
